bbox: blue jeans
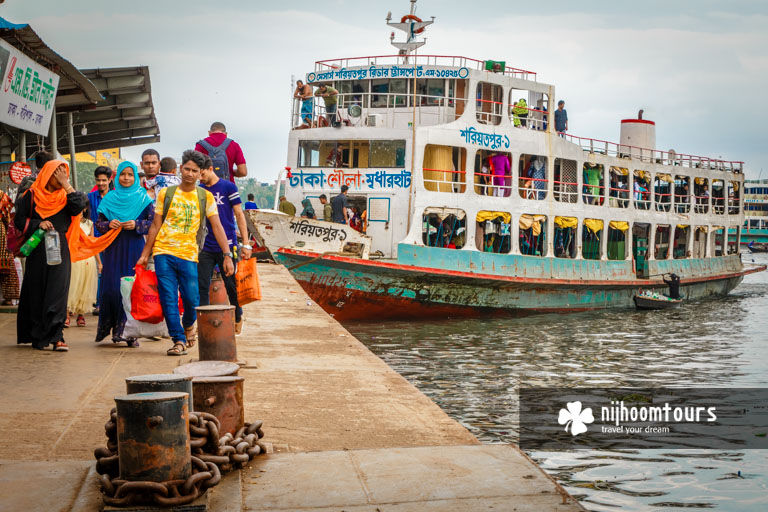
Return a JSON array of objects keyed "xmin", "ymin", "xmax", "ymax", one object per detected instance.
[{"xmin": 154, "ymin": 254, "xmax": 199, "ymax": 344}]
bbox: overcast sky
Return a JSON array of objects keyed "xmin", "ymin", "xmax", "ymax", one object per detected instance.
[{"xmin": 1, "ymin": 0, "xmax": 767, "ymax": 180}]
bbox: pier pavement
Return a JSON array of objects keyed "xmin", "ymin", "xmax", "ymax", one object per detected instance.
[{"xmin": 0, "ymin": 263, "xmax": 582, "ymax": 511}]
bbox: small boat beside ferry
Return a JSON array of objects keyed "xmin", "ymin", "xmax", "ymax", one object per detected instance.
[{"xmin": 248, "ymin": 1, "xmax": 766, "ymax": 321}]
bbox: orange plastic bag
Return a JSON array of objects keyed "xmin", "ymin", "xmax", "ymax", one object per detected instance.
[
  {"xmin": 131, "ymin": 265, "xmax": 164, "ymax": 324},
  {"xmin": 236, "ymin": 258, "xmax": 261, "ymax": 306}
]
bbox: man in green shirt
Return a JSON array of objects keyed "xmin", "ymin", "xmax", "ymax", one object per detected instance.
[
  {"xmin": 319, "ymin": 194, "xmax": 332, "ymax": 222},
  {"xmin": 278, "ymin": 196, "xmax": 296, "ymax": 216},
  {"xmin": 315, "ymin": 84, "xmax": 339, "ymax": 127}
]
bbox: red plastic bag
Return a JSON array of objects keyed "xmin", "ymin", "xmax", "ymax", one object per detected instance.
[{"xmin": 131, "ymin": 266, "xmax": 164, "ymax": 324}]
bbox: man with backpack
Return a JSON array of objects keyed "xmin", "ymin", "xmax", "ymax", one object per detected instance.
[
  {"xmin": 198, "ymin": 161, "xmax": 252, "ymax": 335},
  {"xmin": 136, "ymin": 150, "xmax": 234, "ymax": 356},
  {"xmin": 194, "ymin": 122, "xmax": 247, "ymax": 182}
]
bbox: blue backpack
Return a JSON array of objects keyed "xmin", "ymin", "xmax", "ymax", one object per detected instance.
[{"xmin": 197, "ymin": 138, "xmax": 232, "ymax": 180}]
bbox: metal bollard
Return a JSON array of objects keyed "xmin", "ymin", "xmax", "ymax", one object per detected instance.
[
  {"xmin": 173, "ymin": 360, "xmax": 240, "ymax": 378},
  {"xmin": 114, "ymin": 392, "xmax": 191, "ymax": 482},
  {"xmin": 196, "ymin": 305, "xmax": 237, "ymax": 362},
  {"xmin": 192, "ymin": 376, "xmax": 245, "ymax": 436},
  {"xmin": 125, "ymin": 374, "xmax": 194, "ymax": 412},
  {"xmin": 209, "ymin": 273, "xmax": 229, "ymax": 305}
]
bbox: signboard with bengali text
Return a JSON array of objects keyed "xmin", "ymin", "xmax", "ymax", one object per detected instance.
[{"xmin": 0, "ymin": 38, "xmax": 60, "ymax": 136}]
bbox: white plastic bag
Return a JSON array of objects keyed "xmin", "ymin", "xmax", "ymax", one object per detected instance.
[{"xmin": 121, "ymin": 276, "xmax": 170, "ymax": 339}]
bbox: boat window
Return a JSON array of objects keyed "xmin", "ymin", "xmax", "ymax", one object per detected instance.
[
  {"xmin": 712, "ymin": 226, "xmax": 725, "ymax": 256},
  {"xmin": 554, "ymin": 158, "xmax": 578, "ymax": 203},
  {"xmin": 728, "ymin": 181, "xmax": 740, "ymax": 214},
  {"xmin": 673, "ymin": 225, "xmax": 689, "ymax": 259},
  {"xmin": 509, "ymin": 90, "xmax": 548, "ymax": 130},
  {"xmin": 654, "ymin": 225, "xmax": 671, "ymax": 260},
  {"xmin": 582, "ymin": 163, "xmax": 604, "ymax": 205},
  {"xmin": 693, "ymin": 226, "xmax": 707, "ymax": 258},
  {"xmin": 337, "ymin": 80, "xmax": 369, "ymax": 108},
  {"xmin": 694, "ymin": 177, "xmax": 709, "ymax": 213},
  {"xmin": 422, "ymin": 208, "xmax": 466, "ymax": 249},
  {"xmin": 370, "ymin": 140, "xmax": 406, "ymax": 167},
  {"xmin": 519, "ymin": 154, "xmax": 548, "ymax": 200},
  {"xmin": 607, "ymin": 221, "xmax": 629, "ymax": 260},
  {"xmin": 476, "ymin": 82, "xmax": 503, "ymax": 125},
  {"xmin": 370, "ymin": 79, "xmax": 408, "ymax": 108},
  {"xmin": 476, "ymin": 211, "xmax": 512, "ymax": 253},
  {"xmin": 519, "ymin": 214, "xmax": 547, "ymax": 256},
  {"xmin": 582, "ymin": 219, "xmax": 603, "ymax": 260},
  {"xmin": 554, "ymin": 216, "xmax": 577, "ymax": 259},
  {"xmin": 633, "ymin": 170, "xmax": 651, "ymax": 210},
  {"xmin": 609, "ymin": 167, "xmax": 630, "ymax": 208},
  {"xmin": 674, "ymin": 176, "xmax": 691, "ymax": 213},
  {"xmin": 423, "ymin": 145, "xmax": 466, "ymax": 193},
  {"xmin": 452, "ymin": 79, "xmax": 468, "ymax": 119},
  {"xmin": 415, "ymin": 79, "xmax": 446, "ymax": 106},
  {"xmin": 728, "ymin": 226, "xmax": 740, "ymax": 254},
  {"xmin": 712, "ymin": 179, "xmax": 725, "ymax": 214},
  {"xmin": 654, "ymin": 173, "xmax": 672, "ymax": 212},
  {"xmin": 298, "ymin": 140, "xmax": 406, "ymax": 168},
  {"xmin": 632, "ymin": 223, "xmax": 651, "ymax": 278},
  {"xmin": 474, "ymin": 151, "xmax": 512, "ymax": 197}
]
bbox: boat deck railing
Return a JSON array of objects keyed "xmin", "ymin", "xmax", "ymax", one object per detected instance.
[
  {"xmin": 314, "ymin": 54, "xmax": 537, "ymax": 81},
  {"xmin": 563, "ymin": 133, "xmax": 744, "ymax": 173}
]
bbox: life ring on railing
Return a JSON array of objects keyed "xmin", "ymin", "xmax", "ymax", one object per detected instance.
[{"xmin": 401, "ymin": 14, "xmax": 425, "ymax": 34}]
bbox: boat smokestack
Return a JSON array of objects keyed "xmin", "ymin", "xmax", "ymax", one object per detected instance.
[{"xmin": 620, "ymin": 111, "xmax": 656, "ymax": 160}]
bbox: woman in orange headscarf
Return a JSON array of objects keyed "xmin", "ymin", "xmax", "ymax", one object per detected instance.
[{"xmin": 15, "ymin": 160, "xmax": 119, "ymax": 351}]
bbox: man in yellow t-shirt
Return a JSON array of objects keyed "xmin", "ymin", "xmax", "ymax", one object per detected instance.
[{"xmin": 137, "ymin": 150, "xmax": 234, "ymax": 356}]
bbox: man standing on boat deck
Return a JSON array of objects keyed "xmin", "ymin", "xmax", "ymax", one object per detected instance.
[
  {"xmin": 555, "ymin": 100, "xmax": 568, "ymax": 137},
  {"xmin": 315, "ymin": 84, "xmax": 339, "ymax": 128},
  {"xmin": 319, "ymin": 194, "xmax": 332, "ymax": 222},
  {"xmin": 294, "ymin": 80, "xmax": 314, "ymax": 127},
  {"xmin": 331, "ymin": 185, "xmax": 349, "ymax": 224},
  {"xmin": 195, "ymin": 122, "xmax": 248, "ymax": 182}
]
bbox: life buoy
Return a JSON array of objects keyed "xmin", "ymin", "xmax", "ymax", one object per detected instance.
[{"xmin": 401, "ymin": 14, "xmax": 425, "ymax": 34}]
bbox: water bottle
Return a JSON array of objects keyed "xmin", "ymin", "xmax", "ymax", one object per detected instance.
[
  {"xmin": 45, "ymin": 230, "xmax": 62, "ymax": 266},
  {"xmin": 19, "ymin": 227, "xmax": 46, "ymax": 257}
]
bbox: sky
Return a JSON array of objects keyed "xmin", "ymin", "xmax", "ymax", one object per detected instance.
[{"xmin": 1, "ymin": 0, "xmax": 767, "ymax": 181}]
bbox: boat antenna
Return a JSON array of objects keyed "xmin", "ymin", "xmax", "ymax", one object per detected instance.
[{"xmin": 387, "ymin": 0, "xmax": 434, "ymax": 62}]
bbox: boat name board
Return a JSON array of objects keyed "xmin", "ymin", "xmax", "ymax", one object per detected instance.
[
  {"xmin": 289, "ymin": 219, "xmax": 348, "ymax": 242},
  {"xmin": 289, "ymin": 169, "xmax": 412, "ymax": 190},
  {"xmin": 459, "ymin": 127, "xmax": 511, "ymax": 150},
  {"xmin": 307, "ymin": 65, "xmax": 470, "ymax": 83}
]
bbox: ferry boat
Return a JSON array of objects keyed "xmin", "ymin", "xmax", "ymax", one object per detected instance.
[
  {"xmin": 737, "ymin": 178, "xmax": 768, "ymax": 246},
  {"xmin": 248, "ymin": 0, "xmax": 766, "ymax": 321}
]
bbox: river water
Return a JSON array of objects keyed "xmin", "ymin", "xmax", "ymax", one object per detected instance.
[{"xmin": 346, "ymin": 253, "xmax": 768, "ymax": 511}]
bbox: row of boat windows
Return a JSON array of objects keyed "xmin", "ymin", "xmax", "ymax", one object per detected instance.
[
  {"xmin": 299, "ymin": 139, "xmax": 405, "ymax": 168},
  {"xmin": 422, "ymin": 145, "xmax": 742, "ymax": 214},
  {"xmin": 322, "ymin": 79, "xmax": 545, "ymax": 128},
  {"xmin": 423, "ymin": 209, "xmax": 739, "ymax": 260}
]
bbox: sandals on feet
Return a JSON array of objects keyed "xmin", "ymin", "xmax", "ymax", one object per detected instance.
[
  {"xmin": 76, "ymin": 315, "xmax": 86, "ymax": 327},
  {"xmin": 54, "ymin": 341, "xmax": 69, "ymax": 352},
  {"xmin": 126, "ymin": 338, "xmax": 140, "ymax": 348},
  {"xmin": 184, "ymin": 324, "xmax": 197, "ymax": 348},
  {"xmin": 167, "ymin": 342, "xmax": 187, "ymax": 356}
]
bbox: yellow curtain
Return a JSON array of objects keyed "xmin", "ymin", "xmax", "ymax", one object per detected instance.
[
  {"xmin": 732, "ymin": 181, "xmax": 740, "ymax": 191},
  {"xmin": 633, "ymin": 170, "xmax": 649, "ymax": 181},
  {"xmin": 519, "ymin": 214, "xmax": 546, "ymax": 235},
  {"xmin": 610, "ymin": 166, "xmax": 628, "ymax": 175},
  {"xmin": 694, "ymin": 177, "xmax": 707, "ymax": 185},
  {"xmin": 555, "ymin": 216, "xmax": 578, "ymax": 229},
  {"xmin": 676, "ymin": 224, "xmax": 689, "ymax": 230},
  {"xmin": 477, "ymin": 211, "xmax": 511, "ymax": 223},
  {"xmin": 657, "ymin": 173, "xmax": 673, "ymax": 183},
  {"xmin": 608, "ymin": 221, "xmax": 629, "ymax": 232},
  {"xmin": 423, "ymin": 145, "xmax": 454, "ymax": 192},
  {"xmin": 696, "ymin": 225, "xmax": 708, "ymax": 232},
  {"xmin": 584, "ymin": 218, "xmax": 603, "ymax": 234}
]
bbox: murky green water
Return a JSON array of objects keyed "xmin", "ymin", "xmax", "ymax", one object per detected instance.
[{"xmin": 346, "ymin": 253, "xmax": 768, "ymax": 510}]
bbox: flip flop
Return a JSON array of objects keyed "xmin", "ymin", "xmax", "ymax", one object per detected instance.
[
  {"xmin": 54, "ymin": 341, "xmax": 69, "ymax": 352},
  {"xmin": 167, "ymin": 342, "xmax": 187, "ymax": 356}
]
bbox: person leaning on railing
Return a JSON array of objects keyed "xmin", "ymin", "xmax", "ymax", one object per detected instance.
[{"xmin": 315, "ymin": 84, "xmax": 339, "ymax": 128}]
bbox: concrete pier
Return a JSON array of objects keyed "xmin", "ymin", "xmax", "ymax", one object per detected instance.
[{"xmin": 0, "ymin": 263, "xmax": 583, "ymax": 511}]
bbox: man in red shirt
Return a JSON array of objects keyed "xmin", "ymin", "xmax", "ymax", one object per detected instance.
[{"xmin": 194, "ymin": 122, "xmax": 247, "ymax": 182}]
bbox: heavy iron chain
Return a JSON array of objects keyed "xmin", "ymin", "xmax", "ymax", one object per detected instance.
[
  {"xmin": 99, "ymin": 455, "xmax": 221, "ymax": 507},
  {"xmin": 189, "ymin": 412, "xmax": 266, "ymax": 472},
  {"xmin": 95, "ymin": 409, "xmax": 266, "ymax": 478}
]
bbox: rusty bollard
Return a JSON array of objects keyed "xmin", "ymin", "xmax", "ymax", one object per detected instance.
[
  {"xmin": 196, "ymin": 305, "xmax": 237, "ymax": 362},
  {"xmin": 209, "ymin": 273, "xmax": 229, "ymax": 305},
  {"xmin": 114, "ymin": 392, "xmax": 191, "ymax": 482},
  {"xmin": 125, "ymin": 373, "xmax": 194, "ymax": 412},
  {"xmin": 192, "ymin": 376, "xmax": 245, "ymax": 436},
  {"xmin": 173, "ymin": 360, "xmax": 240, "ymax": 378}
]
